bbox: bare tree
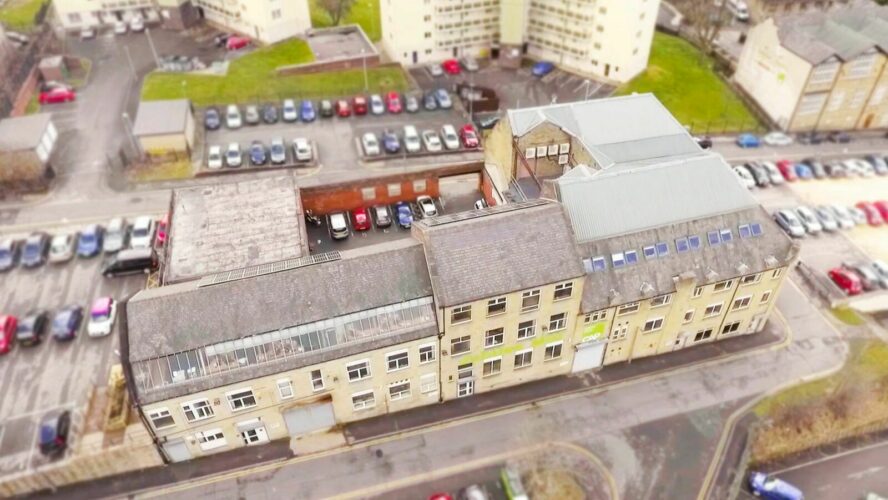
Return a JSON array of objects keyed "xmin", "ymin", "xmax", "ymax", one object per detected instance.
[
  {"xmin": 673, "ymin": 0, "xmax": 732, "ymax": 55},
  {"xmin": 317, "ymin": 0, "xmax": 357, "ymax": 26}
]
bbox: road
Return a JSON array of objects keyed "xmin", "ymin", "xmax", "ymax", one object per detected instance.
[{"xmin": 773, "ymin": 441, "xmax": 888, "ymax": 499}]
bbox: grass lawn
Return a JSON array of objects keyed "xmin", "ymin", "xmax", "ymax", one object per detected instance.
[
  {"xmin": 0, "ymin": 0, "xmax": 46, "ymax": 32},
  {"xmin": 142, "ymin": 38, "xmax": 408, "ymax": 106},
  {"xmin": 24, "ymin": 93, "xmax": 40, "ymax": 115},
  {"xmin": 309, "ymin": 0, "xmax": 381, "ymax": 41},
  {"xmin": 831, "ymin": 306, "xmax": 866, "ymax": 326},
  {"xmin": 616, "ymin": 33, "xmax": 760, "ymax": 133}
]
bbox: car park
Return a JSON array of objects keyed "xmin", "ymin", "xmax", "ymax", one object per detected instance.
[
  {"xmin": 382, "ymin": 131, "xmax": 400, "ymax": 154},
  {"xmin": 774, "ymin": 209, "xmax": 805, "ymax": 238},
  {"xmin": 156, "ymin": 215, "xmax": 168, "ymax": 247},
  {"xmin": 0, "ymin": 315, "xmax": 18, "ymax": 355},
  {"xmin": 461, "ymin": 124, "xmax": 480, "ymax": 148},
  {"xmin": 373, "ymin": 205, "xmax": 392, "ymax": 228},
  {"xmin": 352, "ymin": 208, "xmax": 371, "ymax": 231},
  {"xmin": 16, "ymin": 310, "xmax": 47, "ymax": 346},
  {"xmin": 130, "ymin": 16, "xmax": 145, "ymax": 32},
  {"xmin": 395, "ymin": 202, "xmax": 413, "ymax": 229},
  {"xmin": 418, "ymin": 196, "xmax": 438, "ymax": 218},
  {"xmin": 761, "ymin": 161, "xmax": 784, "ymax": 184},
  {"xmin": 404, "ymin": 126, "xmax": 421, "ymax": 153},
  {"xmin": 0, "ymin": 239, "xmax": 19, "ymax": 271},
  {"xmin": 130, "ymin": 216, "xmax": 155, "ymax": 249},
  {"xmin": 828, "ymin": 267, "xmax": 863, "ymax": 295},
  {"xmin": 362, "ymin": 132, "xmax": 381, "ymax": 156},
  {"xmin": 39, "ymin": 86, "xmax": 76, "ymax": 104},
  {"xmin": 814, "ymin": 206, "xmax": 839, "ymax": 232},
  {"xmin": 776, "ymin": 160, "xmax": 797, "ymax": 182},
  {"xmin": 319, "ymin": 99, "xmax": 334, "ymax": 118},
  {"xmin": 733, "ymin": 166, "xmax": 755, "ymax": 189},
  {"xmin": 336, "ymin": 99, "xmax": 351, "ymax": 117},
  {"xmin": 386, "ymin": 92, "xmax": 402, "ymax": 114},
  {"xmin": 38, "ymin": 411, "xmax": 70, "ymax": 456},
  {"xmin": 270, "ymin": 137, "xmax": 286, "ymax": 164},
  {"xmin": 102, "ymin": 247, "xmax": 157, "ymax": 277},
  {"xmin": 244, "ymin": 105, "xmax": 260, "ymax": 125},
  {"xmin": 829, "ymin": 205, "xmax": 855, "ymax": 229},
  {"xmin": 282, "ymin": 99, "xmax": 298, "ymax": 122},
  {"xmin": 329, "ymin": 212, "xmax": 350, "ymax": 240},
  {"xmin": 262, "ymin": 104, "xmax": 278, "ymax": 124},
  {"xmin": 204, "ymin": 107, "xmax": 221, "ymax": 130},
  {"xmin": 301, "ymin": 100, "xmax": 316, "ymax": 122},
  {"xmin": 532, "ymin": 61, "xmax": 555, "ymax": 77},
  {"xmin": 747, "ymin": 471, "xmax": 803, "ymax": 500},
  {"xmin": 844, "ymin": 158, "xmax": 874, "ymax": 177},
  {"xmin": 225, "ymin": 104, "xmax": 242, "ymax": 129},
  {"xmin": 442, "ymin": 59, "xmax": 461, "ymax": 75},
  {"xmin": 293, "ymin": 138, "xmax": 312, "ymax": 162},
  {"xmin": 434, "ymin": 88, "xmax": 453, "ymax": 109},
  {"xmin": 51, "ymin": 306, "xmax": 83, "ymax": 342},
  {"xmin": 87, "ymin": 297, "xmax": 117, "ymax": 337},
  {"xmin": 21, "ymin": 233, "xmax": 49, "ymax": 268},
  {"xmin": 461, "ymin": 56, "xmax": 479, "ymax": 72},
  {"xmin": 825, "ymin": 161, "xmax": 847, "ymax": 178},
  {"xmin": 207, "ymin": 145, "xmax": 223, "ymax": 169},
  {"xmin": 249, "ymin": 141, "xmax": 268, "ymax": 166},
  {"xmin": 405, "ymin": 94, "xmax": 420, "ymax": 113},
  {"xmin": 77, "ymin": 225, "xmax": 103, "ymax": 258},
  {"xmin": 803, "ymin": 159, "xmax": 827, "ymax": 179},
  {"xmin": 225, "ymin": 142, "xmax": 242, "ymax": 167},
  {"xmin": 843, "ymin": 262, "xmax": 882, "ymax": 291},
  {"xmin": 422, "ymin": 130, "xmax": 443, "ymax": 152},
  {"xmin": 441, "ymin": 124, "xmax": 460, "ymax": 150},
  {"xmin": 353, "ymin": 96, "xmax": 368, "ymax": 115},
  {"xmin": 369, "ymin": 94, "xmax": 385, "ymax": 115},
  {"xmin": 763, "ymin": 131, "xmax": 793, "ymax": 146},
  {"xmin": 736, "ymin": 133, "xmax": 760, "ymax": 148},
  {"xmin": 856, "ymin": 202, "xmax": 884, "ymax": 226},
  {"xmin": 113, "ymin": 21, "xmax": 127, "ymax": 35},
  {"xmin": 423, "ymin": 92, "xmax": 438, "ymax": 111},
  {"xmin": 795, "ymin": 206, "xmax": 822, "ymax": 234},
  {"xmin": 428, "ymin": 63, "xmax": 444, "ymax": 77},
  {"xmin": 49, "ymin": 234, "xmax": 76, "ymax": 264}
]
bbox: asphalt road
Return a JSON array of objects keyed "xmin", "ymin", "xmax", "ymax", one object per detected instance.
[{"xmin": 772, "ymin": 441, "xmax": 888, "ymax": 500}]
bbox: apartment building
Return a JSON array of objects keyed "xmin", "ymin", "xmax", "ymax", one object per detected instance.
[
  {"xmin": 379, "ymin": 0, "xmax": 660, "ymax": 83},
  {"xmin": 745, "ymin": 0, "xmax": 850, "ymax": 21},
  {"xmin": 53, "ymin": 0, "xmax": 158, "ymax": 28},
  {"xmin": 734, "ymin": 3, "xmax": 888, "ymax": 131}
]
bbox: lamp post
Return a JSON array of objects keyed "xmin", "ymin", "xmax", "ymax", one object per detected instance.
[{"xmin": 361, "ymin": 49, "xmax": 369, "ymax": 91}]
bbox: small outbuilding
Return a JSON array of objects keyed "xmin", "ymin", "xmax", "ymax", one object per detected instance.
[
  {"xmin": 0, "ymin": 113, "xmax": 57, "ymax": 185},
  {"xmin": 132, "ymin": 99, "xmax": 196, "ymax": 155}
]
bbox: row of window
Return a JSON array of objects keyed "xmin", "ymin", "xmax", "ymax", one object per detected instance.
[
  {"xmin": 351, "ymin": 373, "xmax": 439, "ymax": 411},
  {"xmin": 459, "ymin": 342, "xmax": 564, "ymax": 380},
  {"xmin": 346, "ymin": 344, "xmax": 437, "ymax": 382},
  {"xmin": 450, "ymin": 313, "xmax": 567, "ymax": 356},
  {"xmin": 450, "ymin": 282, "xmax": 573, "ymax": 324}
]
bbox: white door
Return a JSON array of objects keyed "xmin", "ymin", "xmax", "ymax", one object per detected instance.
[
  {"xmin": 283, "ymin": 403, "xmax": 335, "ymax": 437},
  {"xmin": 241, "ymin": 426, "xmax": 269, "ymax": 446},
  {"xmin": 457, "ymin": 379, "xmax": 474, "ymax": 397},
  {"xmin": 162, "ymin": 438, "xmax": 192, "ymax": 462},
  {"xmin": 571, "ymin": 341, "xmax": 605, "ymax": 373}
]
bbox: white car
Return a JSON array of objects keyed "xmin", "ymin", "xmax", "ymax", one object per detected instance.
[
  {"xmin": 362, "ymin": 132, "xmax": 381, "ymax": 156},
  {"xmin": 441, "ymin": 124, "xmax": 460, "ymax": 150},
  {"xmin": 293, "ymin": 138, "xmax": 312, "ymax": 162},
  {"xmin": 113, "ymin": 21, "xmax": 127, "ymax": 35},
  {"xmin": 87, "ymin": 297, "xmax": 117, "ymax": 337},
  {"xmin": 732, "ymin": 165, "xmax": 754, "ymax": 189},
  {"xmin": 814, "ymin": 206, "xmax": 839, "ymax": 232},
  {"xmin": 847, "ymin": 206, "xmax": 867, "ymax": 226},
  {"xmin": 843, "ymin": 158, "xmax": 875, "ymax": 177},
  {"xmin": 422, "ymin": 130, "xmax": 442, "ymax": 152},
  {"xmin": 872, "ymin": 260, "xmax": 888, "ymax": 286},
  {"xmin": 428, "ymin": 64, "xmax": 443, "ymax": 77},
  {"xmin": 225, "ymin": 104, "xmax": 242, "ymax": 129},
  {"xmin": 103, "ymin": 217, "xmax": 127, "ymax": 253},
  {"xmin": 830, "ymin": 204, "xmax": 855, "ymax": 229},
  {"xmin": 270, "ymin": 137, "xmax": 286, "ymax": 164},
  {"xmin": 795, "ymin": 206, "xmax": 822, "ymax": 234},
  {"xmin": 80, "ymin": 28, "xmax": 96, "ymax": 40},
  {"xmin": 329, "ymin": 212, "xmax": 349, "ymax": 240},
  {"xmin": 225, "ymin": 142, "xmax": 242, "ymax": 167},
  {"xmin": 282, "ymin": 99, "xmax": 298, "ymax": 122},
  {"xmin": 49, "ymin": 234, "xmax": 76, "ymax": 263},
  {"xmin": 207, "ymin": 145, "xmax": 223, "ymax": 169},
  {"xmin": 130, "ymin": 216, "xmax": 155, "ymax": 249},
  {"xmin": 761, "ymin": 161, "xmax": 784, "ymax": 185},
  {"xmin": 369, "ymin": 94, "xmax": 385, "ymax": 115},
  {"xmin": 417, "ymin": 196, "xmax": 438, "ymax": 218},
  {"xmin": 403, "ymin": 125, "xmax": 421, "ymax": 153},
  {"xmin": 461, "ymin": 56, "xmax": 479, "ymax": 72},
  {"xmin": 763, "ymin": 131, "xmax": 793, "ymax": 146},
  {"xmin": 129, "ymin": 16, "xmax": 145, "ymax": 32}
]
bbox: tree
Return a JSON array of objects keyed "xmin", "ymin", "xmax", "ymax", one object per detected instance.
[
  {"xmin": 317, "ymin": 0, "xmax": 357, "ymax": 26},
  {"xmin": 673, "ymin": 0, "xmax": 731, "ymax": 55}
]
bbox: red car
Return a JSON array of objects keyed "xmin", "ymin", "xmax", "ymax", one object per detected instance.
[
  {"xmin": 353, "ymin": 96, "xmax": 368, "ymax": 116},
  {"xmin": 335, "ymin": 99, "xmax": 351, "ymax": 117},
  {"xmin": 874, "ymin": 200, "xmax": 888, "ymax": 221},
  {"xmin": 39, "ymin": 87, "xmax": 76, "ymax": 104},
  {"xmin": 156, "ymin": 214, "xmax": 169, "ymax": 246},
  {"xmin": 828, "ymin": 268, "xmax": 863, "ymax": 295},
  {"xmin": 226, "ymin": 36, "xmax": 250, "ymax": 51},
  {"xmin": 352, "ymin": 208, "xmax": 371, "ymax": 231},
  {"xmin": 442, "ymin": 59, "xmax": 461, "ymax": 75},
  {"xmin": 776, "ymin": 159, "xmax": 797, "ymax": 182},
  {"xmin": 0, "ymin": 315, "xmax": 18, "ymax": 354},
  {"xmin": 460, "ymin": 124, "xmax": 480, "ymax": 148},
  {"xmin": 856, "ymin": 202, "xmax": 884, "ymax": 226},
  {"xmin": 385, "ymin": 92, "xmax": 402, "ymax": 114}
]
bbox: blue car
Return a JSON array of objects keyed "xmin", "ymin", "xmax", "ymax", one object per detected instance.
[
  {"xmin": 532, "ymin": 61, "xmax": 555, "ymax": 77},
  {"xmin": 21, "ymin": 233, "xmax": 48, "ymax": 268},
  {"xmin": 736, "ymin": 133, "xmax": 761, "ymax": 148},
  {"xmin": 300, "ymin": 100, "xmax": 316, "ymax": 122},
  {"xmin": 748, "ymin": 472, "xmax": 803, "ymax": 500},
  {"xmin": 76, "ymin": 224, "xmax": 103, "ymax": 258},
  {"xmin": 794, "ymin": 163, "xmax": 813, "ymax": 180},
  {"xmin": 249, "ymin": 141, "xmax": 267, "ymax": 166},
  {"xmin": 51, "ymin": 305, "xmax": 83, "ymax": 342},
  {"xmin": 382, "ymin": 131, "xmax": 400, "ymax": 154},
  {"xmin": 395, "ymin": 202, "xmax": 413, "ymax": 229}
]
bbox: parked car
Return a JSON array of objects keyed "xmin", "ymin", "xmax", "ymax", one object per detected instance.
[
  {"xmin": 87, "ymin": 297, "xmax": 117, "ymax": 337},
  {"xmin": 369, "ymin": 94, "xmax": 385, "ymax": 115},
  {"xmin": 102, "ymin": 248, "xmax": 157, "ymax": 277},
  {"xmin": 103, "ymin": 218, "xmax": 127, "ymax": 253},
  {"xmin": 395, "ymin": 202, "xmax": 413, "ymax": 229},
  {"xmin": 793, "ymin": 162, "xmax": 813, "ymax": 180},
  {"xmin": 417, "ymin": 195, "xmax": 438, "ymax": 218},
  {"xmin": 796, "ymin": 131, "xmax": 824, "ymax": 145},
  {"xmin": 386, "ymin": 92, "xmax": 402, "ymax": 114},
  {"xmin": 864, "ymin": 155, "xmax": 888, "ymax": 175},
  {"xmin": 226, "ymin": 36, "xmax": 250, "ymax": 51},
  {"xmin": 0, "ymin": 315, "xmax": 18, "ymax": 355},
  {"xmin": 335, "ymin": 99, "xmax": 351, "ymax": 117},
  {"xmin": 361, "ymin": 132, "xmax": 380, "ymax": 156},
  {"xmin": 155, "ymin": 214, "xmax": 168, "ymax": 247},
  {"xmin": 300, "ymin": 100, "xmax": 316, "ymax": 122},
  {"xmin": 261, "ymin": 104, "xmax": 278, "ymax": 124},
  {"xmin": 441, "ymin": 124, "xmax": 460, "ymax": 150},
  {"xmin": 382, "ymin": 131, "xmax": 400, "ymax": 154},
  {"xmin": 77, "ymin": 225, "xmax": 103, "ymax": 258},
  {"xmin": 225, "ymin": 142, "xmax": 242, "ymax": 168},
  {"xmin": 270, "ymin": 137, "xmax": 286, "ymax": 164},
  {"xmin": 423, "ymin": 92, "xmax": 438, "ymax": 111},
  {"xmin": 747, "ymin": 471, "xmax": 803, "ymax": 500},
  {"xmin": 776, "ymin": 160, "xmax": 797, "ymax": 182},
  {"xmin": 405, "ymin": 94, "xmax": 420, "ymax": 113},
  {"xmin": 428, "ymin": 63, "xmax": 444, "ymax": 77},
  {"xmin": 531, "ymin": 61, "xmax": 555, "ymax": 77},
  {"xmin": 774, "ymin": 209, "xmax": 805, "ymax": 238},
  {"xmin": 803, "ymin": 159, "xmax": 827, "ymax": 179},
  {"xmin": 844, "ymin": 158, "xmax": 874, "ymax": 177},
  {"xmin": 422, "ymin": 130, "xmax": 443, "ymax": 152},
  {"xmin": 130, "ymin": 216, "xmax": 155, "ymax": 249},
  {"xmin": 207, "ymin": 145, "xmax": 223, "ymax": 169},
  {"xmin": 39, "ymin": 86, "xmax": 76, "ymax": 104},
  {"xmin": 293, "ymin": 138, "xmax": 312, "ymax": 162},
  {"xmin": 204, "ymin": 107, "xmax": 221, "ymax": 130},
  {"xmin": 848, "ymin": 206, "xmax": 867, "ymax": 226},
  {"xmin": 442, "ymin": 59, "xmax": 461, "ymax": 75},
  {"xmin": 830, "ymin": 204, "xmax": 855, "ymax": 229},
  {"xmin": 874, "ymin": 200, "xmax": 888, "ymax": 221},
  {"xmin": 735, "ymin": 133, "xmax": 760, "ymax": 148},
  {"xmin": 353, "ymin": 96, "xmax": 368, "ymax": 115},
  {"xmin": 872, "ymin": 260, "xmax": 888, "ymax": 288},
  {"xmin": 21, "ymin": 233, "xmax": 49, "ymax": 268},
  {"xmin": 51, "ymin": 305, "xmax": 83, "ymax": 342},
  {"xmin": 352, "ymin": 207, "xmax": 371, "ymax": 231},
  {"xmin": 794, "ymin": 206, "xmax": 822, "ymax": 234},
  {"xmin": 461, "ymin": 56, "xmax": 479, "ymax": 72},
  {"xmin": 319, "ymin": 99, "xmax": 334, "ymax": 118},
  {"xmin": 843, "ymin": 262, "xmax": 881, "ymax": 291},
  {"xmin": 733, "ymin": 165, "xmax": 755, "ymax": 189},
  {"xmin": 282, "ymin": 99, "xmax": 298, "ymax": 122},
  {"xmin": 825, "ymin": 160, "xmax": 847, "ymax": 178},
  {"xmin": 761, "ymin": 161, "xmax": 784, "ymax": 184},
  {"xmin": 0, "ymin": 239, "xmax": 20, "ymax": 272},
  {"xmin": 213, "ymin": 33, "xmax": 233, "ymax": 47},
  {"xmin": 460, "ymin": 124, "xmax": 480, "ymax": 149},
  {"xmin": 16, "ymin": 310, "xmax": 47, "ymax": 346},
  {"xmin": 249, "ymin": 141, "xmax": 268, "ymax": 166},
  {"xmin": 856, "ymin": 202, "xmax": 884, "ymax": 226},
  {"xmin": 113, "ymin": 21, "xmax": 127, "ymax": 35},
  {"xmin": 746, "ymin": 162, "xmax": 771, "ymax": 187},
  {"xmin": 827, "ymin": 131, "xmax": 851, "ymax": 143},
  {"xmin": 244, "ymin": 105, "xmax": 260, "ymax": 125},
  {"xmin": 129, "ymin": 16, "xmax": 145, "ymax": 32},
  {"xmin": 828, "ymin": 267, "xmax": 863, "ymax": 295},
  {"xmin": 373, "ymin": 205, "xmax": 392, "ymax": 228},
  {"xmin": 38, "ymin": 411, "xmax": 70, "ymax": 456},
  {"xmin": 763, "ymin": 131, "xmax": 794, "ymax": 146},
  {"xmin": 434, "ymin": 88, "xmax": 453, "ymax": 109},
  {"xmin": 49, "ymin": 234, "xmax": 76, "ymax": 264},
  {"xmin": 694, "ymin": 135, "xmax": 713, "ymax": 149},
  {"xmin": 404, "ymin": 125, "xmax": 421, "ymax": 153},
  {"xmin": 329, "ymin": 212, "xmax": 349, "ymax": 240},
  {"xmin": 225, "ymin": 104, "xmax": 242, "ymax": 128},
  {"xmin": 79, "ymin": 28, "xmax": 96, "ymax": 40},
  {"xmin": 814, "ymin": 206, "xmax": 839, "ymax": 232}
]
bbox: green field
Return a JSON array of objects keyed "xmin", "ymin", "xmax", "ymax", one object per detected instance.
[
  {"xmin": 0, "ymin": 0, "xmax": 46, "ymax": 32},
  {"xmin": 616, "ymin": 33, "xmax": 760, "ymax": 133},
  {"xmin": 141, "ymin": 38, "xmax": 408, "ymax": 106},
  {"xmin": 310, "ymin": 0, "xmax": 381, "ymax": 41}
]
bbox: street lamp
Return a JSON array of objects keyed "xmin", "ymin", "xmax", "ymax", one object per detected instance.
[{"xmin": 360, "ymin": 48, "xmax": 369, "ymax": 91}]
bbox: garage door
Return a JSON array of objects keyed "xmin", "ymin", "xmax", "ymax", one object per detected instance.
[
  {"xmin": 162, "ymin": 438, "xmax": 192, "ymax": 462},
  {"xmin": 439, "ymin": 173, "xmax": 480, "ymax": 199},
  {"xmin": 283, "ymin": 402, "xmax": 335, "ymax": 437},
  {"xmin": 571, "ymin": 340, "xmax": 605, "ymax": 373}
]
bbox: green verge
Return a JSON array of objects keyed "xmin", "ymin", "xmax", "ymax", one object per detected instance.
[
  {"xmin": 309, "ymin": 0, "xmax": 381, "ymax": 41},
  {"xmin": 0, "ymin": 0, "xmax": 46, "ymax": 32}
]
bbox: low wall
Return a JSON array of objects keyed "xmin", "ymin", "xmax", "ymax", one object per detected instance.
[{"xmin": 277, "ymin": 54, "xmax": 382, "ymax": 77}]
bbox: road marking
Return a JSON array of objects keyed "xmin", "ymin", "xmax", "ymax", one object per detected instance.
[{"xmin": 771, "ymin": 439, "xmax": 888, "ymax": 475}]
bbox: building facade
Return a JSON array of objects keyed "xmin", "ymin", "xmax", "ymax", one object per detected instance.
[
  {"xmin": 379, "ymin": 0, "xmax": 660, "ymax": 82},
  {"xmin": 745, "ymin": 0, "xmax": 850, "ymax": 21},
  {"xmin": 734, "ymin": 4, "xmax": 888, "ymax": 131}
]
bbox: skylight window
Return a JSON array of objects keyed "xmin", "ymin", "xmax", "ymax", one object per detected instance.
[
  {"xmin": 612, "ymin": 252, "xmax": 625, "ymax": 268},
  {"xmin": 656, "ymin": 242, "xmax": 669, "ymax": 257},
  {"xmin": 592, "ymin": 256, "xmax": 606, "ymax": 272},
  {"xmin": 625, "ymin": 250, "xmax": 638, "ymax": 265},
  {"xmin": 708, "ymin": 231, "xmax": 720, "ymax": 246},
  {"xmin": 688, "ymin": 235, "xmax": 701, "ymax": 250},
  {"xmin": 750, "ymin": 223, "xmax": 763, "ymax": 236},
  {"xmin": 720, "ymin": 229, "xmax": 733, "ymax": 243},
  {"xmin": 738, "ymin": 224, "xmax": 751, "ymax": 239},
  {"xmin": 675, "ymin": 237, "xmax": 689, "ymax": 253},
  {"xmin": 643, "ymin": 245, "xmax": 657, "ymax": 260}
]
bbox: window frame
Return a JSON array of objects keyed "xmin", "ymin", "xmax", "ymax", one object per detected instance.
[
  {"xmin": 554, "ymin": 282, "xmax": 573, "ymax": 301},
  {"xmin": 548, "ymin": 312, "xmax": 567, "ymax": 332},
  {"xmin": 346, "ymin": 359, "xmax": 372, "ymax": 381},
  {"xmin": 683, "ymin": 309, "xmax": 695, "ymax": 323},
  {"xmin": 385, "ymin": 350, "xmax": 410, "ymax": 372},
  {"xmin": 688, "ymin": 235, "xmax": 702, "ymax": 250},
  {"xmin": 625, "ymin": 250, "xmax": 638, "ymax": 265},
  {"xmin": 351, "ymin": 390, "xmax": 376, "ymax": 411},
  {"xmin": 388, "ymin": 380, "xmax": 411, "ymax": 401},
  {"xmin": 703, "ymin": 303, "xmax": 724, "ymax": 318},
  {"xmin": 675, "ymin": 237, "xmax": 689, "ymax": 253},
  {"xmin": 707, "ymin": 231, "xmax": 720, "ymax": 246},
  {"xmin": 732, "ymin": 295, "xmax": 752, "ymax": 311},
  {"xmin": 182, "ymin": 399, "xmax": 214, "ymax": 423},
  {"xmin": 484, "ymin": 328, "xmax": 505, "ymax": 348},
  {"xmin": 196, "ymin": 428, "xmax": 227, "ymax": 451},
  {"xmin": 617, "ymin": 302, "xmax": 640, "ymax": 315},
  {"xmin": 650, "ymin": 294, "xmax": 672, "ymax": 307},
  {"xmin": 450, "ymin": 335, "xmax": 471, "ymax": 356},
  {"xmin": 276, "ymin": 378, "xmax": 294, "ymax": 400},
  {"xmin": 418, "ymin": 343, "xmax": 436, "ymax": 364},
  {"xmin": 760, "ymin": 290, "xmax": 773, "ymax": 304},
  {"xmin": 482, "ymin": 357, "xmax": 503, "ymax": 377},
  {"xmin": 225, "ymin": 388, "xmax": 257, "ymax": 412},
  {"xmin": 722, "ymin": 321, "xmax": 741, "ymax": 335},
  {"xmin": 517, "ymin": 320, "xmax": 536, "ymax": 340},
  {"xmin": 521, "ymin": 289, "xmax": 541, "ymax": 312},
  {"xmin": 487, "ymin": 296, "xmax": 507, "ymax": 316},
  {"xmin": 655, "ymin": 242, "xmax": 669, "ymax": 257},
  {"xmin": 591, "ymin": 256, "xmax": 606, "ymax": 272},
  {"xmin": 544, "ymin": 342, "xmax": 563, "ymax": 361},
  {"xmin": 514, "ymin": 349, "xmax": 533, "ymax": 369},
  {"xmin": 148, "ymin": 407, "xmax": 175, "ymax": 430},
  {"xmin": 310, "ymin": 369, "xmax": 325, "ymax": 391},
  {"xmin": 450, "ymin": 305, "xmax": 472, "ymax": 324},
  {"xmin": 612, "ymin": 252, "xmax": 625, "ymax": 268},
  {"xmin": 642, "ymin": 317, "xmax": 664, "ymax": 332},
  {"xmin": 643, "ymin": 245, "xmax": 657, "ymax": 260}
]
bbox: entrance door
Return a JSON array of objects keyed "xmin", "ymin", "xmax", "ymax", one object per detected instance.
[
  {"xmin": 605, "ymin": 64, "xmax": 611, "ymax": 77},
  {"xmin": 457, "ymin": 379, "xmax": 474, "ymax": 397},
  {"xmin": 162, "ymin": 438, "xmax": 192, "ymax": 462},
  {"xmin": 571, "ymin": 341, "xmax": 605, "ymax": 373},
  {"xmin": 241, "ymin": 426, "xmax": 269, "ymax": 446}
]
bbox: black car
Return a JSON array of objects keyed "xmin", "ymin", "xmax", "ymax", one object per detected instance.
[
  {"xmin": 0, "ymin": 239, "xmax": 20, "ymax": 272},
  {"xmin": 373, "ymin": 205, "xmax": 392, "ymax": 228},
  {"xmin": 249, "ymin": 141, "xmax": 268, "ymax": 166},
  {"xmin": 827, "ymin": 131, "xmax": 851, "ymax": 143},
  {"xmin": 204, "ymin": 107, "xmax": 221, "ymax": 130},
  {"xmin": 476, "ymin": 115, "xmax": 500, "ymax": 130},
  {"xmin": 825, "ymin": 161, "xmax": 847, "ymax": 178},
  {"xmin": 745, "ymin": 162, "xmax": 770, "ymax": 187},
  {"xmin": 51, "ymin": 305, "xmax": 83, "ymax": 342},
  {"xmin": 319, "ymin": 99, "xmax": 334, "ymax": 118},
  {"xmin": 797, "ymin": 132, "xmax": 823, "ymax": 145},
  {"xmin": 39, "ymin": 410, "xmax": 70, "ymax": 456},
  {"xmin": 802, "ymin": 158, "xmax": 827, "ymax": 179},
  {"xmin": 423, "ymin": 92, "xmax": 438, "ymax": 111},
  {"xmin": 17, "ymin": 310, "xmax": 48, "ymax": 346},
  {"xmin": 21, "ymin": 233, "xmax": 49, "ymax": 268},
  {"xmin": 261, "ymin": 105, "xmax": 279, "ymax": 124},
  {"xmin": 694, "ymin": 135, "xmax": 712, "ymax": 149}
]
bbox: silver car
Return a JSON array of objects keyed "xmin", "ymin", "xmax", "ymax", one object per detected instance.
[
  {"xmin": 293, "ymin": 138, "xmax": 312, "ymax": 162},
  {"xmin": 422, "ymin": 130, "xmax": 442, "ymax": 152},
  {"xmin": 403, "ymin": 125, "xmax": 421, "ymax": 153},
  {"xmin": 282, "ymin": 99, "xmax": 298, "ymax": 122},
  {"xmin": 761, "ymin": 161, "xmax": 784, "ymax": 185},
  {"xmin": 225, "ymin": 142, "xmax": 242, "ymax": 168},
  {"xmin": 104, "ymin": 217, "xmax": 127, "ymax": 253},
  {"xmin": 814, "ymin": 205, "xmax": 839, "ymax": 232},
  {"xmin": 795, "ymin": 206, "xmax": 822, "ymax": 234},
  {"xmin": 871, "ymin": 260, "xmax": 888, "ymax": 288},
  {"xmin": 829, "ymin": 204, "xmax": 855, "ymax": 229},
  {"xmin": 49, "ymin": 234, "xmax": 77, "ymax": 263},
  {"xmin": 843, "ymin": 262, "xmax": 881, "ymax": 291},
  {"xmin": 362, "ymin": 133, "xmax": 380, "ymax": 156},
  {"xmin": 270, "ymin": 137, "xmax": 286, "ymax": 164},
  {"xmin": 428, "ymin": 64, "xmax": 443, "ymax": 77},
  {"xmin": 207, "ymin": 145, "xmax": 223, "ymax": 169},
  {"xmin": 369, "ymin": 94, "xmax": 385, "ymax": 115},
  {"xmin": 774, "ymin": 209, "xmax": 805, "ymax": 238},
  {"xmin": 225, "ymin": 104, "xmax": 242, "ymax": 129},
  {"xmin": 441, "ymin": 124, "xmax": 460, "ymax": 150}
]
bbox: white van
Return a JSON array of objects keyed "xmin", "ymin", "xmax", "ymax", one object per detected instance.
[
  {"xmin": 727, "ymin": 0, "xmax": 749, "ymax": 21},
  {"xmin": 329, "ymin": 212, "xmax": 349, "ymax": 240}
]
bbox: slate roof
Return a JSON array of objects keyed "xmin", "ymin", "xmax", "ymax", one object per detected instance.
[
  {"xmin": 506, "ymin": 93, "xmax": 701, "ymax": 167},
  {"xmin": 132, "ymin": 99, "xmax": 192, "ymax": 136},
  {"xmin": 0, "ymin": 113, "xmax": 52, "ymax": 151},
  {"xmin": 412, "ymin": 200, "xmax": 585, "ymax": 307},
  {"xmin": 126, "ymin": 238, "xmax": 433, "ymax": 361},
  {"xmin": 776, "ymin": 2, "xmax": 888, "ymax": 64}
]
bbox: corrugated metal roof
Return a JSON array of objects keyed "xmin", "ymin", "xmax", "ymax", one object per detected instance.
[
  {"xmin": 777, "ymin": 3, "xmax": 888, "ymax": 64},
  {"xmin": 132, "ymin": 99, "xmax": 191, "ymax": 136}
]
